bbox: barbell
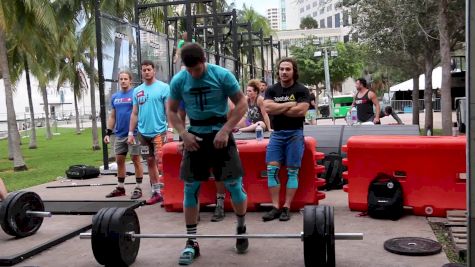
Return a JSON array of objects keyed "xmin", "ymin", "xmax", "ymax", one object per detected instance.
[
  {"xmin": 0, "ymin": 191, "xmax": 52, "ymax": 238},
  {"xmin": 79, "ymin": 205, "xmax": 363, "ymax": 267}
]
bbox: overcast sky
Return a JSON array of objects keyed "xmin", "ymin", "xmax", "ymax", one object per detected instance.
[{"xmin": 230, "ymin": 0, "xmax": 280, "ymax": 16}]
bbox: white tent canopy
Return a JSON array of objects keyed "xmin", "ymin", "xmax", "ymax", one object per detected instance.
[{"xmin": 389, "ymin": 66, "xmax": 442, "ymax": 92}]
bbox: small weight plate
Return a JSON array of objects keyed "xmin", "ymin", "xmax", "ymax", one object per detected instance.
[{"xmin": 384, "ymin": 237, "xmax": 442, "ymax": 256}]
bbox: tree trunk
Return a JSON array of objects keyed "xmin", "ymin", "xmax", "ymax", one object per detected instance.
[
  {"xmin": 0, "ymin": 29, "xmax": 27, "ymax": 171},
  {"xmin": 41, "ymin": 85, "xmax": 52, "ymax": 139},
  {"xmin": 89, "ymin": 51, "xmax": 100, "ymax": 150},
  {"xmin": 111, "ymin": 37, "xmax": 121, "ymax": 92},
  {"xmin": 411, "ymin": 75, "xmax": 420, "ymax": 126},
  {"xmin": 24, "ymin": 58, "xmax": 37, "ymax": 149},
  {"xmin": 423, "ymin": 55, "xmax": 434, "ymax": 135},
  {"xmin": 74, "ymin": 94, "xmax": 81, "ymax": 134},
  {"xmin": 7, "ymin": 124, "xmax": 13, "ymax": 160},
  {"xmin": 438, "ymin": 0, "xmax": 452, "ymax": 135}
]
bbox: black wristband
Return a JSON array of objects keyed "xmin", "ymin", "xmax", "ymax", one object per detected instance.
[{"xmin": 106, "ymin": 129, "xmax": 113, "ymax": 136}]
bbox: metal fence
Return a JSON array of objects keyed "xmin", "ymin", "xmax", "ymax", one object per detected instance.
[{"xmin": 390, "ymin": 99, "xmax": 441, "ymax": 113}]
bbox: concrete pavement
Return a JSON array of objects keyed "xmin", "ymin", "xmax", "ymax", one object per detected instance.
[{"xmin": 10, "ymin": 175, "xmax": 449, "ymax": 267}]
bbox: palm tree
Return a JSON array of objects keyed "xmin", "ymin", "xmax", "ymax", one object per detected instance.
[
  {"xmin": 0, "ymin": 0, "xmax": 57, "ymax": 170},
  {"xmin": 237, "ymin": 5, "xmax": 273, "ymax": 80},
  {"xmin": 56, "ymin": 29, "xmax": 91, "ymax": 135},
  {"xmin": 0, "ymin": 30, "xmax": 26, "ymax": 170}
]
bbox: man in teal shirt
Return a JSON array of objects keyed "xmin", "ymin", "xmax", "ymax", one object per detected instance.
[
  {"xmin": 128, "ymin": 60, "xmax": 170, "ymax": 205},
  {"xmin": 168, "ymin": 43, "xmax": 249, "ymax": 265}
]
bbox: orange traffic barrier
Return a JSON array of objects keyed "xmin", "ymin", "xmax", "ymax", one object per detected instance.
[
  {"xmin": 162, "ymin": 137, "xmax": 326, "ymax": 212},
  {"xmin": 342, "ymin": 136, "xmax": 466, "ymax": 217}
]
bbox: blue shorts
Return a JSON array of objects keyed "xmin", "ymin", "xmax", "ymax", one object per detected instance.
[{"xmin": 265, "ymin": 129, "xmax": 305, "ymax": 167}]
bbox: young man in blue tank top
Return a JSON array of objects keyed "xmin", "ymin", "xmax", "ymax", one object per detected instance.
[
  {"xmin": 168, "ymin": 43, "xmax": 249, "ymax": 265},
  {"xmin": 128, "ymin": 60, "xmax": 170, "ymax": 205},
  {"xmin": 104, "ymin": 70, "xmax": 144, "ymax": 199},
  {"xmin": 351, "ymin": 78, "xmax": 380, "ymax": 124},
  {"xmin": 263, "ymin": 57, "xmax": 310, "ymax": 222}
]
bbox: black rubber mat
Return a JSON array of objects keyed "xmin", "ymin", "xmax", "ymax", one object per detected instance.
[
  {"xmin": 43, "ymin": 200, "xmax": 143, "ymax": 215},
  {"xmin": 0, "ymin": 224, "xmax": 91, "ymax": 266}
]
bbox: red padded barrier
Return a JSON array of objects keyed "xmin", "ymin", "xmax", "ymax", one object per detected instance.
[
  {"xmin": 343, "ymin": 136, "xmax": 466, "ymax": 217},
  {"xmin": 162, "ymin": 137, "xmax": 326, "ymax": 212}
]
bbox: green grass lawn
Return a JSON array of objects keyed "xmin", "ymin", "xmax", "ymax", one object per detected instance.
[{"xmin": 0, "ymin": 127, "xmax": 104, "ymax": 191}]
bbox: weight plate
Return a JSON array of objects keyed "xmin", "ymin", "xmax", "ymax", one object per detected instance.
[
  {"xmin": 384, "ymin": 237, "xmax": 442, "ymax": 256},
  {"xmin": 3, "ymin": 191, "xmax": 44, "ymax": 237},
  {"xmin": 303, "ymin": 205, "xmax": 317, "ymax": 266},
  {"xmin": 315, "ymin": 206, "xmax": 327, "ymax": 266},
  {"xmin": 92, "ymin": 207, "xmax": 113, "ymax": 265},
  {"xmin": 303, "ymin": 205, "xmax": 327, "ymax": 267},
  {"xmin": 325, "ymin": 206, "xmax": 335, "ymax": 267},
  {"xmin": 107, "ymin": 207, "xmax": 140, "ymax": 266},
  {"xmin": 0, "ymin": 191, "xmax": 22, "ymax": 236}
]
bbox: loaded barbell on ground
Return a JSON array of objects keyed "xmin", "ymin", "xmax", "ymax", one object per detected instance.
[
  {"xmin": 79, "ymin": 205, "xmax": 363, "ymax": 267},
  {"xmin": 0, "ymin": 191, "xmax": 52, "ymax": 238}
]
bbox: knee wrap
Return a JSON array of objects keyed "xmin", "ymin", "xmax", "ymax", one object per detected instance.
[
  {"xmin": 224, "ymin": 177, "xmax": 247, "ymax": 204},
  {"xmin": 286, "ymin": 167, "xmax": 299, "ymax": 189},
  {"xmin": 183, "ymin": 181, "xmax": 201, "ymax": 208},
  {"xmin": 267, "ymin": 165, "xmax": 280, "ymax": 188}
]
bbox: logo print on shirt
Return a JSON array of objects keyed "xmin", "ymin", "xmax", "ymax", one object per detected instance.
[
  {"xmin": 114, "ymin": 97, "xmax": 132, "ymax": 105},
  {"xmin": 190, "ymin": 86, "xmax": 211, "ymax": 111},
  {"xmin": 273, "ymin": 94, "xmax": 295, "ymax": 103},
  {"xmin": 136, "ymin": 90, "xmax": 148, "ymax": 105}
]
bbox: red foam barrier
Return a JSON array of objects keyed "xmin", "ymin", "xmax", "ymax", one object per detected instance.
[
  {"xmin": 162, "ymin": 137, "xmax": 325, "ymax": 212},
  {"xmin": 343, "ymin": 136, "xmax": 466, "ymax": 217}
]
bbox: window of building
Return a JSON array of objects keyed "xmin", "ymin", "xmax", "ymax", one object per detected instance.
[
  {"xmin": 320, "ymin": 19, "xmax": 325, "ymax": 28},
  {"xmin": 327, "ymin": 4, "xmax": 332, "ymax": 12},
  {"xmin": 320, "ymin": 8, "xmax": 324, "ymax": 14},
  {"xmin": 313, "ymin": 1, "xmax": 318, "ymax": 7},
  {"xmin": 335, "ymin": 13, "xmax": 341, "ymax": 27},
  {"xmin": 343, "ymin": 35, "xmax": 350, "ymax": 43},
  {"xmin": 306, "ymin": 4, "xmax": 311, "ymax": 10},
  {"xmin": 327, "ymin": 16, "xmax": 332, "ymax": 28},
  {"xmin": 300, "ymin": 7, "xmax": 305, "ymax": 13},
  {"xmin": 313, "ymin": 11, "xmax": 318, "ymax": 17},
  {"xmin": 343, "ymin": 10, "xmax": 349, "ymax": 26}
]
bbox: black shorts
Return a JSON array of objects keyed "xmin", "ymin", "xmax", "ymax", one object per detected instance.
[{"xmin": 180, "ymin": 131, "xmax": 244, "ymax": 182}]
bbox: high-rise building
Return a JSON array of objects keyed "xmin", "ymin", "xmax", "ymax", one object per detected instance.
[
  {"xmin": 284, "ymin": 0, "xmax": 300, "ymax": 30},
  {"xmin": 295, "ymin": 0, "xmax": 351, "ymax": 30},
  {"xmin": 266, "ymin": 8, "xmax": 281, "ymax": 31}
]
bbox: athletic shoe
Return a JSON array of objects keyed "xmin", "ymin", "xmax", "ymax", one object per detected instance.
[
  {"xmin": 235, "ymin": 225, "xmax": 249, "ymax": 254},
  {"xmin": 145, "ymin": 191, "xmax": 163, "ymax": 205},
  {"xmin": 130, "ymin": 187, "xmax": 142, "ymax": 200},
  {"xmin": 105, "ymin": 187, "xmax": 125, "ymax": 198},
  {"xmin": 279, "ymin": 207, "xmax": 291, "ymax": 221},
  {"xmin": 211, "ymin": 205, "xmax": 225, "ymax": 222},
  {"xmin": 178, "ymin": 239, "xmax": 200, "ymax": 265},
  {"xmin": 262, "ymin": 207, "xmax": 281, "ymax": 222}
]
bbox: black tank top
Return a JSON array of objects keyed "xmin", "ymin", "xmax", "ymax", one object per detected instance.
[{"xmin": 354, "ymin": 90, "xmax": 374, "ymax": 122}]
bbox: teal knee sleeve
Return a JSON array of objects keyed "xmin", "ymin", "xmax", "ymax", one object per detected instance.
[
  {"xmin": 224, "ymin": 177, "xmax": 247, "ymax": 204},
  {"xmin": 183, "ymin": 181, "xmax": 200, "ymax": 208},
  {"xmin": 286, "ymin": 167, "xmax": 299, "ymax": 189},
  {"xmin": 267, "ymin": 165, "xmax": 280, "ymax": 188}
]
